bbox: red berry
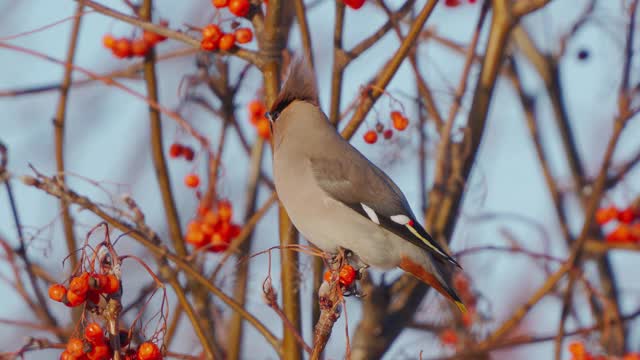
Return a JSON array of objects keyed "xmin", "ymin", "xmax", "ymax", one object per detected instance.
[
  {"xmin": 439, "ymin": 329, "xmax": 458, "ymax": 346},
  {"xmin": 65, "ymin": 289, "xmax": 86, "ymax": 307},
  {"xmin": 219, "ymin": 33, "xmax": 236, "ymax": 51},
  {"xmin": 186, "ymin": 229, "xmax": 207, "ymax": 248},
  {"xmin": 234, "ymin": 28, "xmax": 253, "ymax": 44},
  {"xmin": 618, "ymin": 207, "xmax": 635, "ymax": 224},
  {"xmin": 212, "ymin": 0, "xmax": 229, "ymax": 7},
  {"xmin": 138, "ymin": 341, "xmax": 161, "ymax": 360},
  {"xmin": 256, "ymin": 118, "xmax": 271, "ymax": 139},
  {"xmin": 201, "ymin": 38, "xmax": 218, "ymax": 51},
  {"xmin": 182, "ymin": 146, "xmax": 195, "ymax": 161},
  {"xmin": 338, "ymin": 265, "xmax": 356, "ymax": 286},
  {"xmin": 87, "ymin": 343, "xmax": 111, "ymax": 360},
  {"xmin": 606, "ymin": 225, "xmax": 632, "ymax": 243},
  {"xmin": 228, "ymin": 0, "xmax": 250, "ymax": 17},
  {"xmin": 131, "ymin": 38, "xmax": 149, "ymax": 57},
  {"xmin": 363, "ymin": 130, "xmax": 378, "ymax": 144},
  {"xmin": 568, "ymin": 341, "xmax": 586, "ymax": 357},
  {"xmin": 84, "ymin": 323, "xmax": 105, "ymax": 345},
  {"xmin": 49, "ymin": 284, "xmax": 67, "ymax": 302},
  {"xmin": 202, "ymin": 24, "xmax": 223, "ymax": 42},
  {"xmin": 391, "ymin": 111, "xmax": 409, "ymax": 131},
  {"xmin": 209, "ymin": 232, "xmax": 230, "ymax": 252},
  {"xmin": 343, "ymin": 0, "xmax": 365, "ymax": 9},
  {"xmin": 218, "ymin": 200, "xmax": 233, "ymax": 222},
  {"xmin": 101, "ymin": 274, "xmax": 120, "ymax": 294},
  {"xmin": 168, "ymin": 143, "xmax": 183, "ymax": 158},
  {"xmin": 383, "ymin": 129, "xmax": 393, "ymax": 139},
  {"xmin": 70, "ymin": 272, "xmax": 90, "ymax": 296},
  {"xmin": 596, "ymin": 206, "xmax": 618, "ymax": 225},
  {"xmin": 445, "ymin": 0, "xmax": 461, "ymax": 6},
  {"xmin": 60, "ymin": 350, "xmax": 74, "ymax": 360},
  {"xmin": 102, "ymin": 34, "xmax": 115, "ymax": 49},
  {"xmin": 66, "ymin": 338, "xmax": 84, "ymax": 356},
  {"xmin": 112, "ymin": 38, "xmax": 132, "ymax": 59},
  {"xmin": 184, "ymin": 174, "xmax": 200, "ymax": 188}
]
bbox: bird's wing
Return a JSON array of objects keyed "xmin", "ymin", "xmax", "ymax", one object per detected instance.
[{"xmin": 309, "ymin": 156, "xmax": 459, "ymax": 267}]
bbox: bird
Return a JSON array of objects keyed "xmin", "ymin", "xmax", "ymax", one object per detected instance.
[{"xmin": 268, "ymin": 58, "xmax": 465, "ymax": 312}]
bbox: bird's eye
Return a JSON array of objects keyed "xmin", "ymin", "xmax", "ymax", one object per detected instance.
[{"xmin": 266, "ymin": 111, "xmax": 279, "ymax": 123}]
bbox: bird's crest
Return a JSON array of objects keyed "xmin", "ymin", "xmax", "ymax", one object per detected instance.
[{"xmin": 269, "ymin": 56, "xmax": 319, "ymax": 118}]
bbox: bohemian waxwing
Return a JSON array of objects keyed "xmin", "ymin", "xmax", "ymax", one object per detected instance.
[{"xmin": 268, "ymin": 58, "xmax": 465, "ymax": 312}]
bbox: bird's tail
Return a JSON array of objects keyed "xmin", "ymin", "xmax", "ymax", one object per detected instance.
[{"xmin": 399, "ymin": 255, "xmax": 466, "ymax": 313}]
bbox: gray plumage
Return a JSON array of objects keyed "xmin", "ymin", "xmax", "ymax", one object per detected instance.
[{"xmin": 269, "ymin": 58, "xmax": 465, "ymax": 311}]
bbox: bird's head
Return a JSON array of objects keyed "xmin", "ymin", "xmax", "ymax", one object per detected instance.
[{"xmin": 267, "ymin": 57, "xmax": 321, "ymax": 145}]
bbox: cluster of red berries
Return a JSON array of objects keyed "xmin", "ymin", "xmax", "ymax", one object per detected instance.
[
  {"xmin": 323, "ymin": 264, "xmax": 357, "ymax": 287},
  {"xmin": 200, "ymin": 23, "xmax": 253, "ymax": 52},
  {"xmin": 595, "ymin": 205, "xmax": 640, "ymax": 243},
  {"xmin": 211, "ymin": 0, "xmax": 251, "ymax": 17},
  {"xmin": 343, "ymin": 0, "xmax": 365, "ymax": 9},
  {"xmin": 185, "ymin": 200, "xmax": 241, "ymax": 252},
  {"xmin": 363, "ymin": 111, "xmax": 409, "ymax": 144},
  {"xmin": 247, "ymin": 100, "xmax": 271, "ymax": 139},
  {"xmin": 166, "ymin": 143, "xmax": 201, "ymax": 189},
  {"xmin": 60, "ymin": 323, "xmax": 162, "ymax": 360},
  {"xmin": 444, "ymin": 0, "xmax": 477, "ymax": 7},
  {"xmin": 568, "ymin": 341, "xmax": 639, "ymax": 360},
  {"xmin": 168, "ymin": 143, "xmax": 195, "ymax": 161},
  {"xmin": 60, "ymin": 323, "xmax": 111, "ymax": 360},
  {"xmin": 48, "ymin": 272, "xmax": 120, "ymax": 307},
  {"xmin": 452, "ymin": 272, "xmax": 477, "ymax": 328},
  {"xmin": 102, "ymin": 21, "xmax": 168, "ymax": 59}
]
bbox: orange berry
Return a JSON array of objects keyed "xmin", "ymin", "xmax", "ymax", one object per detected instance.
[
  {"xmin": 391, "ymin": 111, "xmax": 409, "ymax": 131},
  {"xmin": 132, "ymin": 38, "xmax": 149, "ymax": 57},
  {"xmin": 618, "ymin": 207, "xmax": 635, "ymax": 224},
  {"xmin": 138, "ymin": 341, "xmax": 162, "ymax": 360},
  {"xmin": 186, "ymin": 229, "xmax": 207, "ymax": 247},
  {"xmin": 201, "ymin": 38, "xmax": 218, "ymax": 51},
  {"xmin": 234, "ymin": 28, "xmax": 253, "ymax": 44},
  {"xmin": 203, "ymin": 210, "xmax": 219, "ymax": 225},
  {"xmin": 49, "ymin": 284, "xmax": 67, "ymax": 302},
  {"xmin": 100, "ymin": 274, "xmax": 119, "ymax": 294},
  {"xmin": 212, "ymin": 0, "xmax": 229, "ymax": 7},
  {"xmin": 248, "ymin": 100, "xmax": 266, "ymax": 118},
  {"xmin": 65, "ymin": 289, "xmax": 86, "ymax": 307},
  {"xmin": 218, "ymin": 200, "xmax": 233, "ymax": 222},
  {"xmin": 568, "ymin": 341, "xmax": 585, "ymax": 356},
  {"xmin": 66, "ymin": 337, "xmax": 85, "ymax": 356},
  {"xmin": 323, "ymin": 270, "xmax": 332, "ymax": 283},
  {"xmin": 187, "ymin": 220, "xmax": 203, "ymax": 234},
  {"xmin": 84, "ymin": 323, "xmax": 105, "ymax": 345},
  {"xmin": 168, "ymin": 143, "xmax": 183, "ymax": 158},
  {"xmin": 343, "ymin": 0, "xmax": 365, "ymax": 9},
  {"xmin": 209, "ymin": 232, "xmax": 230, "ymax": 252},
  {"xmin": 60, "ymin": 350, "xmax": 74, "ymax": 360},
  {"xmin": 200, "ymin": 222, "xmax": 217, "ymax": 236},
  {"xmin": 595, "ymin": 206, "xmax": 617, "ymax": 225},
  {"xmin": 182, "ymin": 146, "xmax": 195, "ymax": 161},
  {"xmin": 202, "ymin": 24, "xmax": 223, "ymax": 42},
  {"xmin": 102, "ymin": 34, "xmax": 115, "ymax": 49},
  {"xmin": 363, "ymin": 130, "xmax": 377, "ymax": 144},
  {"xmin": 219, "ymin": 33, "xmax": 236, "ymax": 51},
  {"xmin": 112, "ymin": 38, "xmax": 132, "ymax": 59},
  {"xmin": 70, "ymin": 272, "xmax": 90, "ymax": 296},
  {"xmin": 607, "ymin": 225, "xmax": 632, "ymax": 243},
  {"xmin": 256, "ymin": 118, "xmax": 271, "ymax": 139},
  {"xmin": 228, "ymin": 0, "xmax": 250, "ymax": 17},
  {"xmin": 87, "ymin": 343, "xmax": 111, "ymax": 360},
  {"xmin": 439, "ymin": 329, "xmax": 458, "ymax": 346},
  {"xmin": 143, "ymin": 31, "xmax": 162, "ymax": 46},
  {"xmin": 339, "ymin": 265, "xmax": 356, "ymax": 286},
  {"xmin": 184, "ymin": 174, "xmax": 200, "ymax": 188},
  {"xmin": 383, "ymin": 129, "xmax": 393, "ymax": 139}
]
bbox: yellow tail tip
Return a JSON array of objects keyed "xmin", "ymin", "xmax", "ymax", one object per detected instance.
[{"xmin": 455, "ymin": 301, "xmax": 467, "ymax": 313}]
